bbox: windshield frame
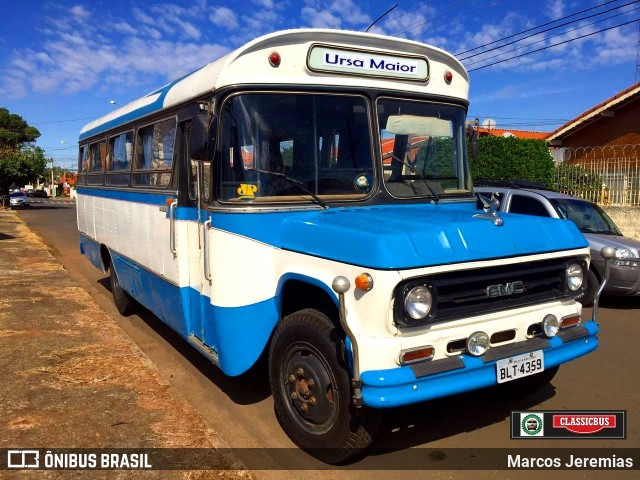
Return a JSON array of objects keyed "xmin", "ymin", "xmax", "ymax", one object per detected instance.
[
  {"xmin": 215, "ymin": 90, "xmax": 376, "ymax": 209},
  {"xmin": 376, "ymin": 96, "xmax": 472, "ymax": 201}
]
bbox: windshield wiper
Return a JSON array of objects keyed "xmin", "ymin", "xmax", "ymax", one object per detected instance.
[
  {"xmin": 246, "ymin": 168, "xmax": 328, "ymax": 210},
  {"xmin": 387, "ymin": 153, "xmax": 440, "ymax": 202}
]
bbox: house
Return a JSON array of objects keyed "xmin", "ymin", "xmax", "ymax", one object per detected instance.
[
  {"xmin": 547, "ymin": 82, "xmax": 640, "ymax": 207},
  {"xmin": 547, "ymin": 81, "xmax": 640, "ymax": 161}
]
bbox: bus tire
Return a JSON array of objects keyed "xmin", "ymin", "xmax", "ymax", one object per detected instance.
[
  {"xmin": 576, "ymin": 270, "xmax": 598, "ymax": 308},
  {"xmin": 268, "ymin": 308, "xmax": 380, "ymax": 464},
  {"xmin": 109, "ymin": 262, "xmax": 135, "ymax": 316}
]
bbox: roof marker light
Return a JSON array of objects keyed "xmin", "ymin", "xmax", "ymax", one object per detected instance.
[
  {"xmin": 444, "ymin": 70, "xmax": 453, "ymax": 84},
  {"xmin": 268, "ymin": 51, "xmax": 281, "ymax": 68}
]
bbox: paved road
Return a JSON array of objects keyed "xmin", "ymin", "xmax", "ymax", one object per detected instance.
[{"xmin": 18, "ymin": 202, "xmax": 640, "ymax": 478}]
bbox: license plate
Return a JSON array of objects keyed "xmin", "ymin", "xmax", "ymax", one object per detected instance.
[{"xmin": 496, "ymin": 350, "xmax": 544, "ymax": 384}]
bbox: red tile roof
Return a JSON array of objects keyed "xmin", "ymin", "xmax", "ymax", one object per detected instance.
[
  {"xmin": 475, "ymin": 127, "xmax": 548, "ymax": 140},
  {"xmin": 547, "ymin": 81, "xmax": 640, "ymax": 143}
]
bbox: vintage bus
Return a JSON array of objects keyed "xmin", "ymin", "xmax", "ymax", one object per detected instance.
[{"xmin": 76, "ymin": 29, "xmax": 607, "ymax": 463}]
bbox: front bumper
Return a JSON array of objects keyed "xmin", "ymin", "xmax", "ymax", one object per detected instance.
[{"xmin": 360, "ymin": 320, "xmax": 598, "ymax": 408}]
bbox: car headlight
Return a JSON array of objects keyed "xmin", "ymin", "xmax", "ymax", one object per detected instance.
[
  {"xmin": 566, "ymin": 263, "xmax": 584, "ymax": 291},
  {"xmin": 613, "ymin": 248, "xmax": 640, "ymax": 267},
  {"xmin": 404, "ymin": 286, "xmax": 433, "ymax": 320}
]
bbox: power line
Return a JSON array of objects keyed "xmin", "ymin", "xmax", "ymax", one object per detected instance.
[
  {"xmin": 371, "ymin": 1, "xmax": 431, "ymax": 30},
  {"xmin": 468, "ymin": 16, "xmax": 640, "ymax": 71},
  {"xmin": 389, "ymin": 1, "xmax": 487, "ymax": 39},
  {"xmin": 463, "ymin": 4, "xmax": 640, "ymax": 67},
  {"xmin": 456, "ymin": 0, "xmax": 629, "ymax": 56}
]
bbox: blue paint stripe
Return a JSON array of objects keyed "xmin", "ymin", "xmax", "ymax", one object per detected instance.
[{"xmin": 77, "ymin": 186, "xmax": 175, "ymax": 207}]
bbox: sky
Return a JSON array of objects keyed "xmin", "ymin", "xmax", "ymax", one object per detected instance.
[{"xmin": 0, "ymin": 0, "xmax": 638, "ymax": 171}]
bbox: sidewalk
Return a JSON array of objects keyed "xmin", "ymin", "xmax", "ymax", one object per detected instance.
[{"xmin": 0, "ymin": 210, "xmax": 249, "ymax": 478}]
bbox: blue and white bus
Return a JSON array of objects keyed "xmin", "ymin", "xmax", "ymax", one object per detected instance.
[{"xmin": 77, "ymin": 29, "xmax": 605, "ymax": 462}]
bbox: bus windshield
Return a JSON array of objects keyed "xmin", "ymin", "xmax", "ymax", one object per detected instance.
[
  {"xmin": 378, "ymin": 98, "xmax": 471, "ymax": 199},
  {"xmin": 218, "ymin": 93, "xmax": 374, "ymax": 204}
]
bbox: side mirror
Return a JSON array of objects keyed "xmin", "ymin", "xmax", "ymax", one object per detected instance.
[{"xmin": 190, "ymin": 113, "xmax": 216, "ymax": 161}]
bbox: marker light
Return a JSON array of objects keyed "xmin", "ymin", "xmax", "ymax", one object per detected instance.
[
  {"xmin": 355, "ymin": 273, "xmax": 373, "ymax": 291},
  {"xmin": 466, "ymin": 331, "xmax": 489, "ymax": 356},
  {"xmin": 399, "ymin": 346, "xmax": 434, "ymax": 365},
  {"xmin": 561, "ymin": 314, "xmax": 580, "ymax": 329},
  {"xmin": 542, "ymin": 314, "xmax": 560, "ymax": 337},
  {"xmin": 268, "ymin": 51, "xmax": 281, "ymax": 67},
  {"xmin": 444, "ymin": 70, "xmax": 453, "ymax": 84}
]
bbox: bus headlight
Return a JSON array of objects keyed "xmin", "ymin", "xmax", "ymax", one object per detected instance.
[
  {"xmin": 566, "ymin": 263, "xmax": 584, "ymax": 291},
  {"xmin": 404, "ymin": 286, "xmax": 433, "ymax": 321}
]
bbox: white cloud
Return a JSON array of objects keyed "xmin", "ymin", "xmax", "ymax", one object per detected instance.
[
  {"xmin": 210, "ymin": 7, "xmax": 239, "ymax": 29},
  {"xmin": 253, "ymin": 0, "xmax": 275, "ymax": 8},
  {"xmin": 300, "ymin": 0, "xmax": 370, "ymax": 29},
  {"xmin": 545, "ymin": 0, "xmax": 565, "ymax": 20},
  {"xmin": 69, "ymin": 5, "xmax": 91, "ymax": 20},
  {"xmin": 0, "ymin": 4, "xmax": 228, "ymax": 98}
]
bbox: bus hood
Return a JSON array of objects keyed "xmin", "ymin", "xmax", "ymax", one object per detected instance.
[{"xmin": 272, "ymin": 204, "xmax": 588, "ymax": 269}]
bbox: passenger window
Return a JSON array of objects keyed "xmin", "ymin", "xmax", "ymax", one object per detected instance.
[
  {"xmin": 77, "ymin": 145, "xmax": 88, "ymax": 185},
  {"xmin": 87, "ymin": 141, "xmax": 106, "ymax": 185},
  {"xmin": 510, "ymin": 195, "xmax": 550, "ymax": 217},
  {"xmin": 133, "ymin": 118, "xmax": 176, "ymax": 187},
  {"xmin": 107, "ymin": 132, "xmax": 133, "ymax": 185}
]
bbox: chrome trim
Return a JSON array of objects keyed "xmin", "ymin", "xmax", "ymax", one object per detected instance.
[
  {"xmin": 169, "ymin": 200, "xmax": 177, "ymax": 256},
  {"xmin": 203, "ymin": 218, "xmax": 212, "ymax": 284}
]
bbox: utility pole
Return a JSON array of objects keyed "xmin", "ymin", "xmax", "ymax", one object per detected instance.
[{"xmin": 636, "ymin": 22, "xmax": 640, "ymax": 83}]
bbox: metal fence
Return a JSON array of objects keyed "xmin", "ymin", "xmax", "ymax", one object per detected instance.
[{"xmin": 553, "ymin": 145, "xmax": 640, "ymax": 206}]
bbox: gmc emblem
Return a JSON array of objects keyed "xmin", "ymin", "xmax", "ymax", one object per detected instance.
[{"xmin": 486, "ymin": 281, "xmax": 525, "ymax": 298}]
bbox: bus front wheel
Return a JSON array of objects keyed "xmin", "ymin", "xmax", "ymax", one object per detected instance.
[{"xmin": 268, "ymin": 308, "xmax": 380, "ymax": 464}]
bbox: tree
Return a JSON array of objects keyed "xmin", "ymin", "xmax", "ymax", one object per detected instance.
[
  {"xmin": 0, "ymin": 107, "xmax": 46, "ymax": 198},
  {"xmin": 0, "ymin": 146, "xmax": 49, "ymax": 195},
  {"xmin": 0, "ymin": 108, "xmax": 40, "ymax": 148}
]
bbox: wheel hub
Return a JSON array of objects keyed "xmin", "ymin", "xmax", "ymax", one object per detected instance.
[{"xmin": 285, "ymin": 353, "xmax": 335, "ymax": 425}]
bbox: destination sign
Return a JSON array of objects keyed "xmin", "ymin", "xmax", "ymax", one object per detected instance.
[{"xmin": 307, "ymin": 45, "xmax": 429, "ymax": 81}]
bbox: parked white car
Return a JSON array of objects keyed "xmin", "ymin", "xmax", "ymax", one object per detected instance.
[
  {"xmin": 9, "ymin": 191, "xmax": 30, "ymax": 208},
  {"xmin": 475, "ymin": 183, "xmax": 640, "ymax": 305}
]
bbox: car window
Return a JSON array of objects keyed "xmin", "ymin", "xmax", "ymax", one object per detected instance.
[
  {"xmin": 509, "ymin": 195, "xmax": 550, "ymax": 217},
  {"xmin": 550, "ymin": 198, "xmax": 621, "ymax": 235}
]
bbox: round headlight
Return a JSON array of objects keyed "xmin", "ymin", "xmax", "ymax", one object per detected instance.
[
  {"xmin": 466, "ymin": 331, "xmax": 490, "ymax": 356},
  {"xmin": 566, "ymin": 263, "xmax": 584, "ymax": 291},
  {"xmin": 404, "ymin": 286, "xmax": 433, "ymax": 320},
  {"xmin": 542, "ymin": 314, "xmax": 560, "ymax": 337}
]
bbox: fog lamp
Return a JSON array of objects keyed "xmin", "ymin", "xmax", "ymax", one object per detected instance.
[
  {"xmin": 466, "ymin": 331, "xmax": 489, "ymax": 356},
  {"xmin": 542, "ymin": 314, "xmax": 560, "ymax": 337}
]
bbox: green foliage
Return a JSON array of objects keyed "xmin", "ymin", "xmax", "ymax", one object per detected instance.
[
  {"xmin": 0, "ymin": 146, "xmax": 49, "ymax": 196},
  {"xmin": 553, "ymin": 162, "xmax": 603, "ymax": 199},
  {"xmin": 468, "ymin": 136, "xmax": 555, "ymax": 187},
  {"xmin": 0, "ymin": 107, "xmax": 40, "ymax": 148}
]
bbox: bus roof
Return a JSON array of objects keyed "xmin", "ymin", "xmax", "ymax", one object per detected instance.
[{"xmin": 80, "ymin": 29, "xmax": 469, "ymax": 141}]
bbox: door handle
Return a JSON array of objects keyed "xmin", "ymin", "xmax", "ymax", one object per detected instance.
[
  {"xmin": 169, "ymin": 200, "xmax": 177, "ymax": 256},
  {"xmin": 203, "ymin": 217, "xmax": 212, "ymax": 283}
]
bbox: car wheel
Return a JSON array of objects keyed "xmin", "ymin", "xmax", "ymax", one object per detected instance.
[
  {"xmin": 269, "ymin": 308, "xmax": 380, "ymax": 464},
  {"xmin": 109, "ymin": 261, "xmax": 135, "ymax": 316},
  {"xmin": 576, "ymin": 270, "xmax": 599, "ymax": 308}
]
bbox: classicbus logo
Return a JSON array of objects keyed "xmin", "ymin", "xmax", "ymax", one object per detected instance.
[
  {"xmin": 512, "ymin": 411, "xmax": 626, "ymax": 439},
  {"xmin": 552, "ymin": 414, "xmax": 617, "ymax": 434}
]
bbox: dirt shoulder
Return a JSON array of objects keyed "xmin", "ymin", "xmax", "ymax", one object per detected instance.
[{"xmin": 0, "ymin": 211, "xmax": 250, "ymax": 479}]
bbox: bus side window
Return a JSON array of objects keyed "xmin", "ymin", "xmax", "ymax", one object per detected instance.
[{"xmin": 134, "ymin": 119, "xmax": 176, "ymax": 187}]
